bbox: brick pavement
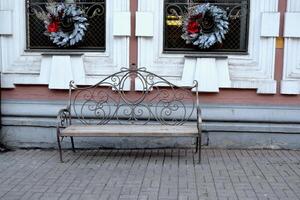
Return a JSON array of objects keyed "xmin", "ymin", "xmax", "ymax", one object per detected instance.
[{"xmin": 0, "ymin": 149, "xmax": 300, "ymax": 200}]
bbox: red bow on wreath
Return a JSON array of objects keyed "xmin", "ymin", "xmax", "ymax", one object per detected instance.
[
  {"xmin": 187, "ymin": 14, "xmax": 203, "ymax": 34},
  {"xmin": 187, "ymin": 21, "xmax": 200, "ymax": 34},
  {"xmin": 48, "ymin": 21, "xmax": 59, "ymax": 33}
]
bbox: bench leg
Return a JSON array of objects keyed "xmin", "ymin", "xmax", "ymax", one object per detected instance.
[
  {"xmin": 195, "ymin": 137, "xmax": 199, "ymax": 153},
  {"xmin": 198, "ymin": 135, "xmax": 201, "ymax": 164},
  {"xmin": 70, "ymin": 137, "xmax": 75, "ymax": 153},
  {"xmin": 56, "ymin": 128, "xmax": 63, "ymax": 163}
]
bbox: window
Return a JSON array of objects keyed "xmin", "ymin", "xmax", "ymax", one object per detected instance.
[
  {"xmin": 164, "ymin": 0, "xmax": 250, "ymax": 53},
  {"xmin": 26, "ymin": 0, "xmax": 106, "ymax": 51}
]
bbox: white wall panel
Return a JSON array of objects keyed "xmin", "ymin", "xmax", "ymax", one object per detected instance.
[
  {"xmin": 261, "ymin": 12, "xmax": 280, "ymax": 37},
  {"xmin": 48, "ymin": 56, "xmax": 73, "ymax": 89},
  {"xmin": 284, "ymin": 13, "xmax": 300, "ymax": 38},
  {"xmin": 0, "ymin": 10, "xmax": 13, "ymax": 35},
  {"xmin": 113, "ymin": 12, "xmax": 131, "ymax": 36},
  {"xmin": 281, "ymin": 0, "xmax": 300, "ymax": 94},
  {"xmin": 136, "ymin": 12, "xmax": 154, "ymax": 37}
]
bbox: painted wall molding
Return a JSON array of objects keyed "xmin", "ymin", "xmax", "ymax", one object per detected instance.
[
  {"xmin": 2, "ymin": 100, "xmax": 300, "ymax": 123},
  {"xmin": 2, "ymin": 99, "xmax": 300, "ymax": 148},
  {"xmin": 281, "ymin": 0, "xmax": 300, "ymax": 95},
  {"xmin": 137, "ymin": 0, "xmax": 279, "ymax": 94},
  {"xmin": 0, "ymin": 0, "xmax": 130, "ymax": 89}
]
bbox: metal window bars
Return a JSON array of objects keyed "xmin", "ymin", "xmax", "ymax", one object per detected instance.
[
  {"xmin": 164, "ymin": 0, "xmax": 250, "ymax": 53},
  {"xmin": 26, "ymin": 0, "xmax": 106, "ymax": 51}
]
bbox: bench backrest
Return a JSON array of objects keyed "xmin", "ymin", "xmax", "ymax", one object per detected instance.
[{"xmin": 67, "ymin": 68, "xmax": 199, "ymax": 126}]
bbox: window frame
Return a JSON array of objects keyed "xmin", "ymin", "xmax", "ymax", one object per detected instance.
[
  {"xmin": 25, "ymin": 0, "xmax": 106, "ymax": 53},
  {"xmin": 162, "ymin": 0, "xmax": 251, "ymax": 55}
]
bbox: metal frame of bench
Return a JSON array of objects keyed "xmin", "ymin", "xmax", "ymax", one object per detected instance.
[{"xmin": 56, "ymin": 67, "xmax": 202, "ymax": 163}]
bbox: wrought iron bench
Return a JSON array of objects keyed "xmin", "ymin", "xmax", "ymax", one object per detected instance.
[{"xmin": 56, "ymin": 68, "xmax": 202, "ymax": 163}]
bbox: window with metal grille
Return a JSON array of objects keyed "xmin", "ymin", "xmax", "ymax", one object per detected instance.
[
  {"xmin": 164, "ymin": 0, "xmax": 249, "ymax": 54},
  {"xmin": 26, "ymin": 0, "xmax": 106, "ymax": 51}
]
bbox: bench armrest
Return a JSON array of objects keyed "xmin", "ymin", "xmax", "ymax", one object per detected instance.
[{"xmin": 57, "ymin": 108, "xmax": 71, "ymax": 128}]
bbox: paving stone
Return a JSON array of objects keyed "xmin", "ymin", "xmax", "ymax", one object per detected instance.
[{"xmin": 0, "ymin": 149, "xmax": 300, "ymax": 200}]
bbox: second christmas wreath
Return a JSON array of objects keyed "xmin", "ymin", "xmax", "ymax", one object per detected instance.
[{"xmin": 182, "ymin": 3, "xmax": 229, "ymax": 49}]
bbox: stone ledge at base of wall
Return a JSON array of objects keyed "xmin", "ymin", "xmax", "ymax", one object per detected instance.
[
  {"xmin": 1, "ymin": 125, "xmax": 300, "ymax": 149},
  {"xmin": 1, "ymin": 117, "xmax": 300, "ymax": 149},
  {"xmin": 1, "ymin": 100, "xmax": 300, "ymax": 149}
]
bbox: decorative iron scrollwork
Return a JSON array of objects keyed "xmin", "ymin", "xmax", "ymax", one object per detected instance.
[
  {"xmin": 67, "ymin": 68, "xmax": 198, "ymax": 126},
  {"xmin": 57, "ymin": 109, "xmax": 71, "ymax": 128}
]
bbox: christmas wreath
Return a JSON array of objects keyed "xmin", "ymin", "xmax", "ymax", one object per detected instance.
[
  {"xmin": 182, "ymin": 4, "xmax": 229, "ymax": 49},
  {"xmin": 34, "ymin": 1, "xmax": 89, "ymax": 47}
]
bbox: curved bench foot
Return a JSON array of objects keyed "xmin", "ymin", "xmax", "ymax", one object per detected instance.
[
  {"xmin": 57, "ymin": 128, "xmax": 63, "ymax": 163},
  {"xmin": 71, "ymin": 137, "xmax": 75, "ymax": 153}
]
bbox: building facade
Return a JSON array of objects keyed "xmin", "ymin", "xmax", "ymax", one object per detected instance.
[{"xmin": 1, "ymin": 0, "xmax": 300, "ymax": 149}]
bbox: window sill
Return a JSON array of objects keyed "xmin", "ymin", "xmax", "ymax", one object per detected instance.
[
  {"xmin": 162, "ymin": 50, "xmax": 249, "ymax": 56},
  {"xmin": 24, "ymin": 49, "xmax": 106, "ymax": 55}
]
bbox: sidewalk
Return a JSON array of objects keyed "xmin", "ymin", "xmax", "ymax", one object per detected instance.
[{"xmin": 0, "ymin": 149, "xmax": 299, "ymax": 200}]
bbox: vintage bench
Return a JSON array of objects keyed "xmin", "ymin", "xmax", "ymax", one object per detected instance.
[{"xmin": 56, "ymin": 68, "xmax": 202, "ymax": 163}]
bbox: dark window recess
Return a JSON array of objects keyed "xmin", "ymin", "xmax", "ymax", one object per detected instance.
[
  {"xmin": 164, "ymin": 0, "xmax": 250, "ymax": 53},
  {"xmin": 26, "ymin": 0, "xmax": 106, "ymax": 51}
]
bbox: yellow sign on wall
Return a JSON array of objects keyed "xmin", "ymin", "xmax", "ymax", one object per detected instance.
[
  {"xmin": 276, "ymin": 37, "xmax": 284, "ymax": 49},
  {"xmin": 166, "ymin": 16, "xmax": 183, "ymax": 27}
]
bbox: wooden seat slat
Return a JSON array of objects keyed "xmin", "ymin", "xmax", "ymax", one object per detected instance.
[{"xmin": 61, "ymin": 125, "xmax": 198, "ymax": 137}]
